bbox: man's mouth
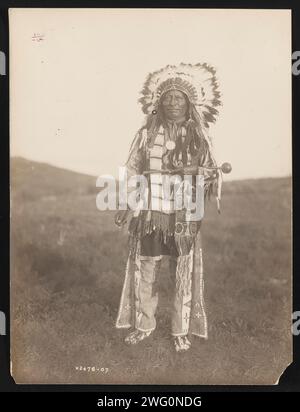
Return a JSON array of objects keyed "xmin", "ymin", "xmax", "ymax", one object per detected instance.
[{"xmin": 167, "ymin": 108, "xmax": 179, "ymax": 112}]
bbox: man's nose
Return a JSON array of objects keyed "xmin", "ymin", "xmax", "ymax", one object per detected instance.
[{"xmin": 169, "ymin": 96, "xmax": 177, "ymax": 106}]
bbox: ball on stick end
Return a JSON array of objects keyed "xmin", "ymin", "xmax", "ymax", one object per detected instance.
[{"xmin": 221, "ymin": 162, "xmax": 232, "ymax": 174}]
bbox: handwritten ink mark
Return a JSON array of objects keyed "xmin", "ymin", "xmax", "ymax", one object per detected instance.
[{"xmin": 32, "ymin": 33, "xmax": 45, "ymax": 42}]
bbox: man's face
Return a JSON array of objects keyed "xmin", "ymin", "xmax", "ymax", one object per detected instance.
[{"xmin": 161, "ymin": 90, "xmax": 188, "ymax": 121}]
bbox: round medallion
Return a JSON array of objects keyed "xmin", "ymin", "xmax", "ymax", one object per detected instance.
[
  {"xmin": 175, "ymin": 222, "xmax": 184, "ymax": 235},
  {"xmin": 166, "ymin": 140, "xmax": 176, "ymax": 151}
]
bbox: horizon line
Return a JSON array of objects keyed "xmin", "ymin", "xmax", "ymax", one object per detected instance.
[{"xmin": 10, "ymin": 155, "xmax": 292, "ymax": 183}]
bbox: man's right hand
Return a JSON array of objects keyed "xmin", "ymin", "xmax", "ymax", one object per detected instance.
[{"xmin": 114, "ymin": 210, "xmax": 129, "ymax": 227}]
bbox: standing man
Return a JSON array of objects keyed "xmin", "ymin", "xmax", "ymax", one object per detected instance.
[{"xmin": 115, "ymin": 63, "xmax": 222, "ymax": 352}]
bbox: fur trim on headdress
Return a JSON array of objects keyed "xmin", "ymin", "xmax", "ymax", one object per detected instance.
[{"xmin": 139, "ymin": 63, "xmax": 221, "ymax": 127}]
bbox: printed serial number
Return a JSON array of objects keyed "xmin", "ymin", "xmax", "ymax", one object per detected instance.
[{"xmin": 75, "ymin": 366, "xmax": 109, "ymax": 373}]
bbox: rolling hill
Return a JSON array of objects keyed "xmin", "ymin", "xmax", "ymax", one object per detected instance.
[{"xmin": 10, "ymin": 157, "xmax": 292, "ymax": 385}]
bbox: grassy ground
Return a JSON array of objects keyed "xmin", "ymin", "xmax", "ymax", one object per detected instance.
[{"xmin": 10, "ymin": 158, "xmax": 292, "ymax": 384}]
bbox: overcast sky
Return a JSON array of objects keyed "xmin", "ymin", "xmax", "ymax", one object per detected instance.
[{"xmin": 10, "ymin": 8, "xmax": 291, "ymax": 181}]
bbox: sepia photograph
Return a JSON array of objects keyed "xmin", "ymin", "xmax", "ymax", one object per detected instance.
[{"xmin": 10, "ymin": 8, "xmax": 292, "ymax": 385}]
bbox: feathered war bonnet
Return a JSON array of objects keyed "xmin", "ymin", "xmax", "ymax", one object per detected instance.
[{"xmin": 139, "ymin": 62, "xmax": 221, "ymax": 132}]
